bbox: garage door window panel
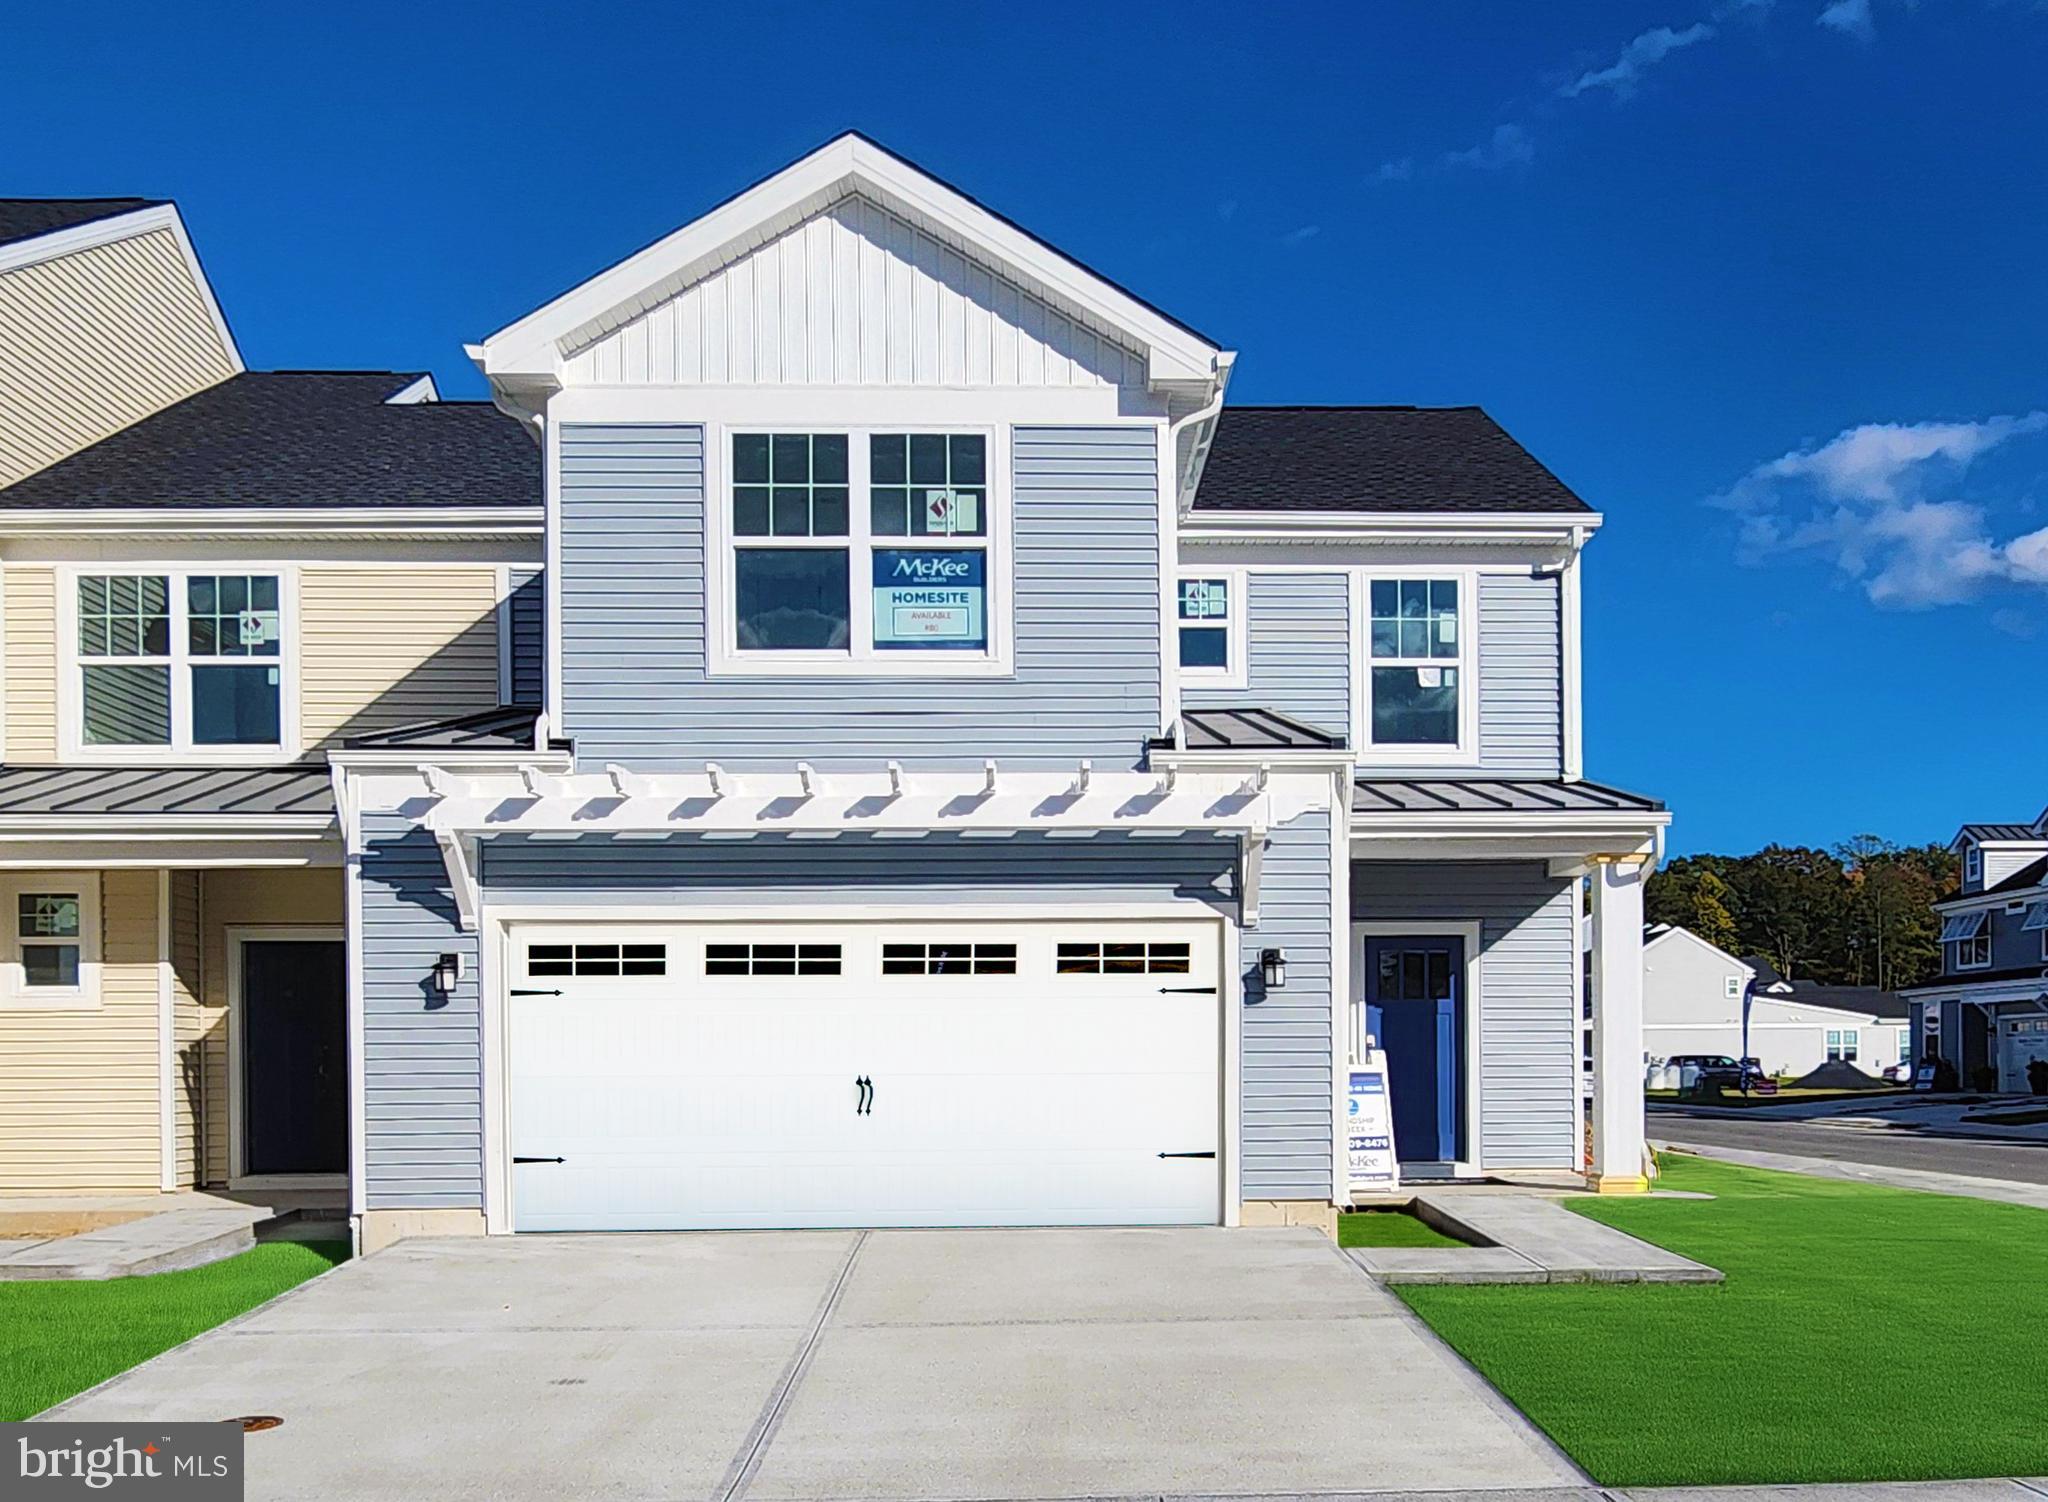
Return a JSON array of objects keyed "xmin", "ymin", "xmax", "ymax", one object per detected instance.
[
  {"xmin": 706, "ymin": 942, "xmax": 843, "ymax": 977},
  {"xmin": 528, "ymin": 942, "xmax": 667, "ymax": 978},
  {"xmin": 1056, "ymin": 941, "xmax": 1192, "ymax": 975},
  {"xmin": 882, "ymin": 942, "xmax": 1018, "ymax": 976}
]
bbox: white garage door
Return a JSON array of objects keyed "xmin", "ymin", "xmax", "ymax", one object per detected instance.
[{"xmin": 506, "ymin": 919, "xmax": 1223, "ymax": 1231}]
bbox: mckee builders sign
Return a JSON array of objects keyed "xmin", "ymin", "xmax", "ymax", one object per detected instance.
[{"xmin": 872, "ymin": 549, "xmax": 987, "ymax": 650}]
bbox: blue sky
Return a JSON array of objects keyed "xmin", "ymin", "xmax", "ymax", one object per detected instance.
[{"xmin": 7, "ymin": 1, "xmax": 2045, "ymax": 855}]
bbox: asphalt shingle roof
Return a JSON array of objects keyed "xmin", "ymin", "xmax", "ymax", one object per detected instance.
[
  {"xmin": 1192, "ymin": 405, "xmax": 1593, "ymax": 515},
  {"xmin": 0, "ymin": 371, "xmax": 540, "ymax": 510},
  {"xmin": 0, "ymin": 197, "xmax": 163, "ymax": 250}
]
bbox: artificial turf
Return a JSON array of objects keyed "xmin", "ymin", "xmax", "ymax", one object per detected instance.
[
  {"xmin": 1395, "ymin": 1156, "xmax": 2048, "ymax": 1487},
  {"xmin": 0, "ymin": 1240, "xmax": 347, "ymax": 1421},
  {"xmin": 1336, "ymin": 1209, "xmax": 1468, "ymax": 1248}
]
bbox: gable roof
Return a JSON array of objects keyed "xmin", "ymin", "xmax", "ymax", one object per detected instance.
[
  {"xmin": 0, "ymin": 197, "xmax": 165, "ymax": 250},
  {"xmin": 1644, "ymin": 923, "xmax": 1751, "ymax": 973},
  {"xmin": 0, "ymin": 371, "xmax": 539, "ymax": 510},
  {"xmin": 1190, "ymin": 406, "xmax": 1593, "ymax": 515},
  {"xmin": 479, "ymin": 131, "xmax": 1225, "ymax": 391},
  {"xmin": 1742, "ymin": 955, "xmax": 1907, "ymax": 1020}
]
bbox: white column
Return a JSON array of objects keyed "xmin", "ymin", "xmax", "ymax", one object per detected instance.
[{"xmin": 1588, "ymin": 858, "xmax": 1649, "ymax": 1192}]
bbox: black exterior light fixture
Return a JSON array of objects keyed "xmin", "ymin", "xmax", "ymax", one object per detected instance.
[
  {"xmin": 1260, "ymin": 948, "xmax": 1287, "ymax": 990},
  {"xmin": 431, "ymin": 952, "xmax": 465, "ymax": 998}
]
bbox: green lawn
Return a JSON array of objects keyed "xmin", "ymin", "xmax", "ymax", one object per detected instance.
[
  {"xmin": 1337, "ymin": 1209, "xmax": 1468, "ymax": 1249},
  {"xmin": 1396, "ymin": 1156, "xmax": 2048, "ymax": 1487},
  {"xmin": 0, "ymin": 1241, "xmax": 346, "ymax": 1421}
]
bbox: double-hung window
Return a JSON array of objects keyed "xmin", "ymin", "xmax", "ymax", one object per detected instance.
[
  {"xmin": 1826, "ymin": 1029, "xmax": 1859, "ymax": 1063},
  {"xmin": 1940, "ymin": 910, "xmax": 1990, "ymax": 971},
  {"xmin": 69, "ymin": 571, "xmax": 288, "ymax": 756},
  {"xmin": 723, "ymin": 430, "xmax": 1000, "ymax": 671},
  {"xmin": 0, "ymin": 876, "xmax": 99, "ymax": 1008},
  {"xmin": 1362, "ymin": 575, "xmax": 1470, "ymax": 756},
  {"xmin": 1176, "ymin": 571, "xmax": 1246, "ymax": 686}
]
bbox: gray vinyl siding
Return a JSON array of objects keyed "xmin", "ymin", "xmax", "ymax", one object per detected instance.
[
  {"xmin": 1350, "ymin": 860, "xmax": 1577, "ymax": 1169},
  {"xmin": 359, "ymin": 816, "xmax": 483, "ymax": 1210},
  {"xmin": 557, "ymin": 423, "xmax": 1162, "ymax": 771},
  {"xmin": 480, "ymin": 830, "xmax": 1234, "ymax": 908},
  {"xmin": 1183, "ymin": 572, "xmax": 1348, "ymax": 739},
  {"xmin": 508, "ymin": 566, "xmax": 544, "ymax": 705},
  {"xmin": 1241, "ymin": 812, "xmax": 1335, "ymax": 1200},
  {"xmin": 1359, "ymin": 573, "xmax": 1563, "ymax": 779},
  {"xmin": 1478, "ymin": 574, "xmax": 1562, "ymax": 776}
]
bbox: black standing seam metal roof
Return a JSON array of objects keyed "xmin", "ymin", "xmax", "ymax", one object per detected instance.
[
  {"xmin": 342, "ymin": 705, "xmax": 567, "ymax": 752},
  {"xmin": 1192, "ymin": 406, "xmax": 1594, "ymax": 516},
  {"xmin": 0, "ymin": 371, "xmax": 541, "ymax": 510},
  {"xmin": 1352, "ymin": 779, "xmax": 1664, "ymax": 815},
  {"xmin": 0, "ymin": 765, "xmax": 334, "ymax": 817},
  {"xmin": 1154, "ymin": 707, "xmax": 1347, "ymax": 752},
  {"xmin": 1958, "ymin": 823, "xmax": 2043, "ymax": 842},
  {"xmin": 0, "ymin": 198, "xmax": 164, "ymax": 250}
]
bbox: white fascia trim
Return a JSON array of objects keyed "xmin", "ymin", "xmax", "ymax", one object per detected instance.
[
  {"xmin": 1935, "ymin": 883, "xmax": 2048, "ymax": 915},
  {"xmin": 384, "ymin": 376, "xmax": 439, "ymax": 404},
  {"xmin": 1150, "ymin": 749, "xmax": 1353, "ymax": 770},
  {"xmin": 0, "ymin": 508, "xmax": 543, "ymax": 538},
  {"xmin": 0, "ymin": 204, "xmax": 243, "ymax": 373},
  {"xmin": 479, "ymin": 134, "xmax": 1224, "ymax": 387},
  {"xmin": 1352, "ymin": 810, "xmax": 1668, "ymax": 843},
  {"xmin": 0, "ymin": 814, "xmax": 335, "ymax": 836},
  {"xmin": 1180, "ymin": 511, "xmax": 1603, "ymax": 545},
  {"xmin": 327, "ymin": 750, "xmax": 574, "ymax": 773}
]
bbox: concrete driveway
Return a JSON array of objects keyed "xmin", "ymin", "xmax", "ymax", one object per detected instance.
[{"xmin": 47, "ymin": 1227, "xmax": 1584, "ymax": 1500}]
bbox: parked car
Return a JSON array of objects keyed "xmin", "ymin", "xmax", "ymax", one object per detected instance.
[{"xmin": 1666, "ymin": 1054, "xmax": 1745, "ymax": 1091}]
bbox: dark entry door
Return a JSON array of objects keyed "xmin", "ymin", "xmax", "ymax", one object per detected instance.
[
  {"xmin": 1362, "ymin": 936, "xmax": 1466, "ymax": 1169},
  {"xmin": 243, "ymin": 940, "xmax": 347, "ymax": 1177}
]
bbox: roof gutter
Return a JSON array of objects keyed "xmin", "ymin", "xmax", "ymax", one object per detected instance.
[
  {"xmin": 0, "ymin": 506, "xmax": 544, "ymax": 538},
  {"xmin": 1166, "ymin": 355, "xmax": 1234, "ymax": 517}
]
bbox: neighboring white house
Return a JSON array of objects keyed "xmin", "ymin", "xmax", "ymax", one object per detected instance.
[{"xmin": 1592, "ymin": 925, "xmax": 1910, "ymax": 1081}]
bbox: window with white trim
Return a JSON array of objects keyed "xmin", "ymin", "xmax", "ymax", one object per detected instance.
[
  {"xmin": 69, "ymin": 572, "xmax": 286, "ymax": 754},
  {"xmin": 1176, "ymin": 572, "xmax": 1244, "ymax": 685},
  {"xmin": 1941, "ymin": 910, "xmax": 1990, "ymax": 971},
  {"xmin": 724, "ymin": 430, "xmax": 998, "ymax": 668},
  {"xmin": 1724, "ymin": 975, "xmax": 1742, "ymax": 1000},
  {"xmin": 1363, "ymin": 577, "xmax": 1469, "ymax": 753},
  {"xmin": 1826, "ymin": 1028, "xmax": 1859, "ymax": 1063},
  {"xmin": 1964, "ymin": 843, "xmax": 1982, "ymax": 883},
  {"xmin": 0, "ymin": 876, "xmax": 100, "ymax": 1008}
]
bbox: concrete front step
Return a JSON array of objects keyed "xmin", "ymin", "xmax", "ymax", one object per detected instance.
[
  {"xmin": 1347, "ymin": 1189, "xmax": 1723, "ymax": 1286},
  {"xmin": 0, "ymin": 1208, "xmax": 268, "ymax": 1281}
]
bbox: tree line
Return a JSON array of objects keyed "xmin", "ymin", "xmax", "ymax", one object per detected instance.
[{"xmin": 1645, "ymin": 836, "xmax": 1958, "ymax": 992}]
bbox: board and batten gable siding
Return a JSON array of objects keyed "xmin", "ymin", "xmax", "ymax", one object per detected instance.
[
  {"xmin": 1239, "ymin": 812, "xmax": 1336, "ymax": 1200},
  {"xmin": 1351, "ymin": 860, "xmax": 1577, "ymax": 1170},
  {"xmin": 507, "ymin": 567, "xmax": 545, "ymax": 705},
  {"xmin": 359, "ymin": 817, "xmax": 482, "ymax": 1210},
  {"xmin": 557, "ymin": 423, "xmax": 1162, "ymax": 769},
  {"xmin": 299, "ymin": 566, "xmax": 504, "ymax": 751},
  {"xmin": 3, "ymin": 566, "xmax": 58, "ymax": 762},
  {"xmin": 562, "ymin": 194, "xmax": 1146, "ymax": 391},
  {"xmin": 0, "ymin": 226, "xmax": 236, "ymax": 486},
  {"xmin": 1183, "ymin": 572, "xmax": 1349, "ymax": 737}
]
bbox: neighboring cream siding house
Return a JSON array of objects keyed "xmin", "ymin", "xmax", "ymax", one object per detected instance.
[
  {"xmin": 0, "ymin": 199, "xmax": 241, "ymax": 487},
  {"xmin": 1638, "ymin": 924, "xmax": 1908, "ymax": 1080}
]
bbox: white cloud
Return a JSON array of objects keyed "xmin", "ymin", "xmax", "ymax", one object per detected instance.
[
  {"xmin": 1441, "ymin": 124, "xmax": 1535, "ymax": 173},
  {"xmin": 1374, "ymin": 158, "xmax": 1415, "ymax": 184},
  {"xmin": 1721, "ymin": 413, "xmax": 2048, "ymax": 608},
  {"xmin": 1817, "ymin": 0, "xmax": 1875, "ymax": 36},
  {"xmin": 1562, "ymin": 22, "xmax": 1718, "ymax": 98},
  {"xmin": 1279, "ymin": 224, "xmax": 1321, "ymax": 247}
]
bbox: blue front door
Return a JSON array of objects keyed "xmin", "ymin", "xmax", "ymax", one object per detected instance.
[{"xmin": 1363, "ymin": 936, "xmax": 1466, "ymax": 1168}]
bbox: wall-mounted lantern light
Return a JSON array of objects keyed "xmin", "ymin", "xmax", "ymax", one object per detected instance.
[
  {"xmin": 431, "ymin": 952, "xmax": 465, "ymax": 998},
  {"xmin": 1260, "ymin": 948, "xmax": 1287, "ymax": 990}
]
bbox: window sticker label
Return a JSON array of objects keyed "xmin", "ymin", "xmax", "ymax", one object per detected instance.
[
  {"xmin": 923, "ymin": 488, "xmax": 979, "ymax": 536},
  {"xmin": 872, "ymin": 549, "xmax": 986, "ymax": 650}
]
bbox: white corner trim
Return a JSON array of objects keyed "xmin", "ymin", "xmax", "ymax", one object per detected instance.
[{"xmin": 157, "ymin": 867, "xmax": 176, "ymax": 1191}]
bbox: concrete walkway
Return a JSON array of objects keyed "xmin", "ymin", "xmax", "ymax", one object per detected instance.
[
  {"xmin": 1655, "ymin": 1137, "xmax": 2048, "ymax": 1212},
  {"xmin": 1347, "ymin": 1188, "xmax": 1722, "ymax": 1285},
  {"xmin": 0, "ymin": 1189, "xmax": 346, "ymax": 1279},
  {"xmin": 42, "ymin": 1226, "xmax": 1588, "ymax": 1500}
]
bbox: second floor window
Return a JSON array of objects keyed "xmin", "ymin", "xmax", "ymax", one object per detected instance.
[
  {"xmin": 1365, "ymin": 576, "xmax": 1468, "ymax": 754},
  {"xmin": 72, "ymin": 572, "xmax": 285, "ymax": 753},
  {"xmin": 1964, "ymin": 843, "xmax": 1982, "ymax": 883},
  {"xmin": 725, "ymin": 430, "xmax": 996, "ymax": 669},
  {"xmin": 1176, "ymin": 572, "xmax": 1245, "ymax": 685},
  {"xmin": 1940, "ymin": 909, "xmax": 1990, "ymax": 970}
]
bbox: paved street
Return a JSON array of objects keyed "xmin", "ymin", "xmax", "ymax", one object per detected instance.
[
  {"xmin": 1651, "ymin": 1110, "xmax": 2048, "ymax": 1185},
  {"xmin": 44, "ymin": 1225, "xmax": 1583, "ymax": 1501}
]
